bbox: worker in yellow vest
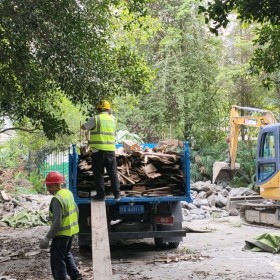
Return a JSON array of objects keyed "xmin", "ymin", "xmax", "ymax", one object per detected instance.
[
  {"xmin": 81, "ymin": 100, "xmax": 120, "ymax": 200},
  {"xmin": 40, "ymin": 171, "xmax": 83, "ymax": 280}
]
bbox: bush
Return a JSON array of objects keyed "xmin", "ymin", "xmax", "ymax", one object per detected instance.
[{"xmin": 28, "ymin": 171, "xmax": 46, "ymax": 194}]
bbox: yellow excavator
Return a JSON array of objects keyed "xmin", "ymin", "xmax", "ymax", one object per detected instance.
[
  {"xmin": 213, "ymin": 105, "xmax": 277, "ymax": 185},
  {"xmin": 213, "ymin": 105, "xmax": 280, "ymax": 227}
]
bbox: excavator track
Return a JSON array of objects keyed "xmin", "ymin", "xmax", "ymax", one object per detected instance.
[{"xmin": 239, "ymin": 203, "xmax": 280, "ymax": 228}]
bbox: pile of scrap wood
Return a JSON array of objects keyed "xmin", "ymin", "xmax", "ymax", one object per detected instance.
[{"xmin": 77, "ymin": 140, "xmax": 186, "ymax": 197}]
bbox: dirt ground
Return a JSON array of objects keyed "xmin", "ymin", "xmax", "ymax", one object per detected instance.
[{"xmin": 1, "ymin": 216, "xmax": 280, "ymax": 280}]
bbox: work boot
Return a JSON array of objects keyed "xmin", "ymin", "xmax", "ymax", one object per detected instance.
[
  {"xmin": 92, "ymin": 194, "xmax": 105, "ymax": 201},
  {"xmin": 114, "ymin": 193, "xmax": 120, "ymax": 201}
]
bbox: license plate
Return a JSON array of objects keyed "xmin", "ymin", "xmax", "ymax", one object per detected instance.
[{"xmin": 119, "ymin": 205, "xmax": 144, "ymax": 214}]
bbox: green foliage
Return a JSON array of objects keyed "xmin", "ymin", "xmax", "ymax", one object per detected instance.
[
  {"xmin": 13, "ymin": 171, "xmax": 25, "ymax": 180},
  {"xmin": 231, "ymin": 142, "xmax": 258, "ymax": 191},
  {"xmin": 14, "ymin": 186, "xmax": 38, "ymax": 196},
  {"xmin": 0, "ymin": 0, "xmax": 154, "ymax": 139},
  {"xmin": 0, "ymin": 95, "xmax": 86, "ymax": 177},
  {"xmin": 115, "ymin": 1, "xmax": 223, "ymax": 145},
  {"xmin": 190, "ymin": 162, "xmax": 203, "ymax": 182},
  {"xmin": 0, "ymin": 139, "xmax": 25, "ymax": 169},
  {"xmin": 190, "ymin": 143, "xmax": 226, "ymax": 182},
  {"xmin": 0, "ymin": 144, "xmax": 46, "ymax": 194},
  {"xmin": 28, "ymin": 171, "xmax": 45, "ymax": 194},
  {"xmin": 1, "ymin": 0, "xmax": 280, "ymax": 192},
  {"xmin": 198, "ymin": 0, "xmax": 280, "ymax": 33},
  {"xmin": 250, "ymin": 25, "xmax": 280, "ymax": 87},
  {"xmin": 199, "ymin": 0, "xmax": 280, "ymax": 87}
]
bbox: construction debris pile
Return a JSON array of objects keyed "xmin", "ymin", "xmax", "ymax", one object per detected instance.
[
  {"xmin": 0, "ymin": 191, "xmax": 50, "ymax": 228},
  {"xmin": 77, "ymin": 140, "xmax": 186, "ymax": 198},
  {"xmin": 183, "ymin": 181, "xmax": 258, "ymax": 221}
]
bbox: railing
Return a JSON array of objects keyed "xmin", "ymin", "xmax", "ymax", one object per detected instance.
[{"xmin": 40, "ymin": 149, "xmax": 69, "ymax": 187}]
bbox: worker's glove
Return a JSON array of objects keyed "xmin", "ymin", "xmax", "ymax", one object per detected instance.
[{"xmin": 39, "ymin": 237, "xmax": 50, "ymax": 249}]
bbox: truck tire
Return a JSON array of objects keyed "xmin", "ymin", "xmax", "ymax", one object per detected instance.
[
  {"xmin": 168, "ymin": 242, "xmax": 180, "ymax": 249},
  {"xmin": 154, "ymin": 238, "xmax": 180, "ymax": 249},
  {"xmin": 154, "ymin": 201, "xmax": 183, "ymax": 249},
  {"xmin": 154, "ymin": 238, "xmax": 165, "ymax": 248}
]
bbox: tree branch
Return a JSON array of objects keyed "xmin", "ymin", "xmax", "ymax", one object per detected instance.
[{"xmin": 0, "ymin": 127, "xmax": 40, "ymax": 134}]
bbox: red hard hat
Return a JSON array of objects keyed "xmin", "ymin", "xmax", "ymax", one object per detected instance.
[{"xmin": 45, "ymin": 171, "xmax": 65, "ymax": 184}]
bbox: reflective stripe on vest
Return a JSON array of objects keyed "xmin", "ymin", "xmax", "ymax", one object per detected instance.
[
  {"xmin": 49, "ymin": 189, "xmax": 79, "ymax": 237},
  {"xmin": 88, "ymin": 113, "xmax": 116, "ymax": 151}
]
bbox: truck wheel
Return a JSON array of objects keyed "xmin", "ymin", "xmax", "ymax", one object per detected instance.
[
  {"xmin": 154, "ymin": 238, "xmax": 166, "ymax": 248},
  {"xmin": 168, "ymin": 242, "xmax": 180, "ymax": 249},
  {"xmin": 154, "ymin": 239, "xmax": 180, "ymax": 249}
]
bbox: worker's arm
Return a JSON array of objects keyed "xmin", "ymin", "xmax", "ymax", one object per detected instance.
[
  {"xmin": 81, "ymin": 116, "xmax": 96, "ymax": 131},
  {"xmin": 39, "ymin": 198, "xmax": 62, "ymax": 249},
  {"xmin": 46, "ymin": 198, "xmax": 63, "ymax": 239}
]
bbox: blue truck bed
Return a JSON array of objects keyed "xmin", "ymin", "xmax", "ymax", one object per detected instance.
[{"xmin": 68, "ymin": 141, "xmax": 192, "ymax": 249}]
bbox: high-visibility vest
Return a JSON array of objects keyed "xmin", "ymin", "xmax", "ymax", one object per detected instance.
[
  {"xmin": 88, "ymin": 112, "xmax": 116, "ymax": 151},
  {"xmin": 49, "ymin": 189, "xmax": 79, "ymax": 237}
]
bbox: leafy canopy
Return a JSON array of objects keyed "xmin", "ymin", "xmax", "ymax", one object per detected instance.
[
  {"xmin": 0, "ymin": 0, "xmax": 153, "ymax": 139},
  {"xmin": 198, "ymin": 0, "xmax": 280, "ymax": 33},
  {"xmin": 198, "ymin": 0, "xmax": 280, "ymax": 86},
  {"xmin": 114, "ymin": 0, "xmax": 223, "ymax": 146}
]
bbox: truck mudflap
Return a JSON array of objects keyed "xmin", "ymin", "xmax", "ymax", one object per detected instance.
[{"xmin": 240, "ymin": 203, "xmax": 280, "ymax": 228}]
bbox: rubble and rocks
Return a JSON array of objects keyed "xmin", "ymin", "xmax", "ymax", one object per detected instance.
[
  {"xmin": 183, "ymin": 181, "xmax": 258, "ymax": 221},
  {"xmin": 0, "ymin": 193, "xmax": 51, "ymax": 228}
]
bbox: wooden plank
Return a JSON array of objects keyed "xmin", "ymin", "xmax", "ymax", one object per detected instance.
[
  {"xmin": 118, "ymin": 171, "xmax": 135, "ymax": 184},
  {"xmin": 91, "ymin": 199, "xmax": 112, "ymax": 280},
  {"xmin": 123, "ymin": 140, "xmax": 141, "ymax": 152}
]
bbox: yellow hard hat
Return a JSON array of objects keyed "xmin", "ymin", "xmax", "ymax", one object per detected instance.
[{"xmin": 97, "ymin": 100, "xmax": 111, "ymax": 110}]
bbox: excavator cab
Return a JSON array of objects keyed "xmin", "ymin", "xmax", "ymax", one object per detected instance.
[
  {"xmin": 256, "ymin": 124, "xmax": 280, "ymax": 200},
  {"xmin": 238, "ymin": 123, "xmax": 280, "ymax": 228},
  {"xmin": 213, "ymin": 105, "xmax": 277, "ymax": 185}
]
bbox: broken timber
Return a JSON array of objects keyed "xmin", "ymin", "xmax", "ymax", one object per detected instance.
[
  {"xmin": 91, "ymin": 195, "xmax": 112, "ymax": 279},
  {"xmin": 77, "ymin": 139, "xmax": 184, "ymax": 198}
]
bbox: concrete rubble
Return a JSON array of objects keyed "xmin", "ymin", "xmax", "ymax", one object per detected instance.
[{"xmin": 182, "ymin": 181, "xmax": 258, "ymax": 221}]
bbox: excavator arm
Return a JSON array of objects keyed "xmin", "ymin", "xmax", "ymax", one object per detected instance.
[{"xmin": 213, "ymin": 105, "xmax": 277, "ymax": 184}]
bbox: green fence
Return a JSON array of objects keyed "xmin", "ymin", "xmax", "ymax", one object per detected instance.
[{"xmin": 40, "ymin": 150, "xmax": 69, "ymax": 187}]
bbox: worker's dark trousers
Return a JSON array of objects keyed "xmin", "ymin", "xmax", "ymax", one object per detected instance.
[
  {"xmin": 50, "ymin": 236, "xmax": 81, "ymax": 280},
  {"xmin": 91, "ymin": 150, "xmax": 120, "ymax": 197}
]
